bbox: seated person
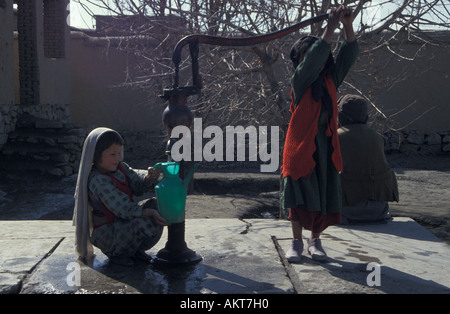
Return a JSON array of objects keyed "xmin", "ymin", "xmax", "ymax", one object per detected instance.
[
  {"xmin": 73, "ymin": 127, "xmax": 167, "ymax": 266},
  {"xmin": 337, "ymin": 95, "xmax": 399, "ymax": 224}
]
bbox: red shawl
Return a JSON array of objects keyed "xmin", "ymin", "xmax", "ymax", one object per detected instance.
[{"xmin": 281, "ymin": 75, "xmax": 342, "ymax": 180}]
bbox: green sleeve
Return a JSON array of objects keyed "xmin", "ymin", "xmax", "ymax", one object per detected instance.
[
  {"xmin": 290, "ymin": 39, "xmax": 359, "ymax": 108},
  {"xmin": 291, "ymin": 38, "xmax": 331, "ymax": 108},
  {"xmin": 331, "ymin": 40, "xmax": 359, "ymax": 88}
]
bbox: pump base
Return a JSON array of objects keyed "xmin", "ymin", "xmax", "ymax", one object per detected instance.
[
  {"xmin": 154, "ymin": 248, "xmax": 203, "ymax": 265},
  {"xmin": 154, "ymin": 222, "xmax": 203, "ymax": 265}
]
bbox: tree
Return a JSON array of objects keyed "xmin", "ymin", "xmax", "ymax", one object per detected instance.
[{"xmin": 74, "ymin": 0, "xmax": 450, "ymax": 134}]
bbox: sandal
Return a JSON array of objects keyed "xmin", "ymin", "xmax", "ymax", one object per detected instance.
[
  {"xmin": 307, "ymin": 238, "xmax": 327, "ymax": 262},
  {"xmin": 286, "ymin": 239, "xmax": 304, "ymax": 263}
]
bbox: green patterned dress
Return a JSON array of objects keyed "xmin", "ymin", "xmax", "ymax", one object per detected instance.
[{"xmin": 88, "ymin": 162, "xmax": 163, "ymax": 257}]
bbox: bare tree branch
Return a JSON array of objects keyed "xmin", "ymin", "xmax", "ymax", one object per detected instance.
[{"xmin": 76, "ymin": 0, "xmax": 450, "ymax": 134}]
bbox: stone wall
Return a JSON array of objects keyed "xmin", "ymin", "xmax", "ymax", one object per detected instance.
[
  {"xmin": 0, "ymin": 103, "xmax": 70, "ymax": 150},
  {"xmin": 1, "ymin": 113, "xmax": 86, "ymax": 177},
  {"xmin": 385, "ymin": 130, "xmax": 450, "ymax": 154}
]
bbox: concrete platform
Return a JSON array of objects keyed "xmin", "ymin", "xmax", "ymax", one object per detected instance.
[{"xmin": 0, "ymin": 218, "xmax": 449, "ymax": 294}]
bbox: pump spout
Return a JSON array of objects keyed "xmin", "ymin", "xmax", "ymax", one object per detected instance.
[{"xmin": 183, "ymin": 163, "xmax": 200, "ymax": 189}]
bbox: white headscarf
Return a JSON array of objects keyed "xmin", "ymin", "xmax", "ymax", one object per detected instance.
[{"xmin": 72, "ymin": 127, "xmax": 122, "ymax": 258}]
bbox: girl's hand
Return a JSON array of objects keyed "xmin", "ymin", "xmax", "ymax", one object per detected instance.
[
  {"xmin": 322, "ymin": 7, "xmax": 341, "ymax": 43},
  {"xmin": 339, "ymin": 5, "xmax": 356, "ymax": 42},
  {"xmin": 339, "ymin": 6, "xmax": 354, "ymax": 27},
  {"xmin": 147, "ymin": 166, "xmax": 161, "ymax": 180},
  {"xmin": 327, "ymin": 7, "xmax": 342, "ymax": 32},
  {"xmin": 142, "ymin": 208, "xmax": 169, "ymax": 226},
  {"xmin": 144, "ymin": 166, "xmax": 161, "ymax": 186}
]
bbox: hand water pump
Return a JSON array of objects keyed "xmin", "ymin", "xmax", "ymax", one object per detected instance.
[{"xmin": 156, "ymin": 13, "xmax": 330, "ymax": 264}]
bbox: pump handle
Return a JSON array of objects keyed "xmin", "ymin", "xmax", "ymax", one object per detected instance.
[
  {"xmin": 172, "ymin": 13, "xmax": 329, "ymax": 66},
  {"xmin": 168, "ymin": 13, "xmax": 328, "ymax": 90}
]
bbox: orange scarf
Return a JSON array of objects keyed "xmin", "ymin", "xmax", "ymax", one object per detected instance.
[{"xmin": 281, "ymin": 75, "xmax": 342, "ymax": 180}]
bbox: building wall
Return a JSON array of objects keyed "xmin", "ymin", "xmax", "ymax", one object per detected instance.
[
  {"xmin": 351, "ymin": 33, "xmax": 450, "ymax": 133},
  {"xmin": 0, "ymin": 0, "xmax": 16, "ymax": 147},
  {"xmin": 2, "ymin": 0, "xmax": 449, "ymax": 140},
  {"xmin": 13, "ymin": 0, "xmax": 70, "ymax": 110},
  {"xmin": 0, "ymin": 0, "xmax": 15, "ymax": 106},
  {"xmin": 69, "ymin": 32, "xmax": 164, "ymax": 131},
  {"xmin": 0, "ymin": 0, "xmax": 71, "ymax": 151},
  {"xmin": 69, "ymin": 30, "xmax": 450, "ymax": 134},
  {"xmin": 38, "ymin": 0, "xmax": 71, "ymax": 106}
]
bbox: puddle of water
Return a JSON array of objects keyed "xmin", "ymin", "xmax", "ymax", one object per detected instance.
[
  {"xmin": 345, "ymin": 248, "xmax": 381, "ymax": 264},
  {"xmin": 90, "ymin": 256, "xmax": 205, "ymax": 294}
]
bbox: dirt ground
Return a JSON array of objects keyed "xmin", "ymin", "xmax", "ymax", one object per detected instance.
[
  {"xmin": 382, "ymin": 153, "xmax": 450, "ymax": 244},
  {"xmin": 0, "ymin": 152, "xmax": 449, "ymax": 244}
]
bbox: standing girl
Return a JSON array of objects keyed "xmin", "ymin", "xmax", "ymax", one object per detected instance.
[{"xmin": 281, "ymin": 6, "xmax": 359, "ymax": 262}]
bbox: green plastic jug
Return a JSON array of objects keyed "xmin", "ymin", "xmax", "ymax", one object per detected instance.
[{"xmin": 152, "ymin": 162, "xmax": 199, "ymax": 224}]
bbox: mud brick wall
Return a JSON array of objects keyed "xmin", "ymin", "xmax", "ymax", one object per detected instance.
[
  {"xmin": 16, "ymin": 0, "xmax": 40, "ymax": 106},
  {"xmin": 43, "ymin": 0, "xmax": 66, "ymax": 59}
]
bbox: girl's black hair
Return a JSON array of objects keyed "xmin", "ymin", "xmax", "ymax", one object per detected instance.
[
  {"xmin": 93, "ymin": 131, "xmax": 124, "ymax": 165},
  {"xmin": 290, "ymin": 35, "xmax": 336, "ymax": 120},
  {"xmin": 290, "ymin": 35, "xmax": 319, "ymax": 69}
]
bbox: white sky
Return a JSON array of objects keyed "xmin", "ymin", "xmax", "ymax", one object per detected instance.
[
  {"xmin": 70, "ymin": 1, "xmax": 109, "ymax": 29},
  {"xmin": 69, "ymin": 0, "xmax": 379, "ymax": 30},
  {"xmin": 69, "ymin": 0, "xmax": 444, "ymax": 31}
]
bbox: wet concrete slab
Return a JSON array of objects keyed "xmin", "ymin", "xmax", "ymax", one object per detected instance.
[
  {"xmin": 0, "ymin": 220, "xmax": 73, "ymax": 293},
  {"xmin": 265, "ymin": 218, "xmax": 450, "ymax": 293},
  {"xmin": 0, "ymin": 218, "xmax": 449, "ymax": 294}
]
